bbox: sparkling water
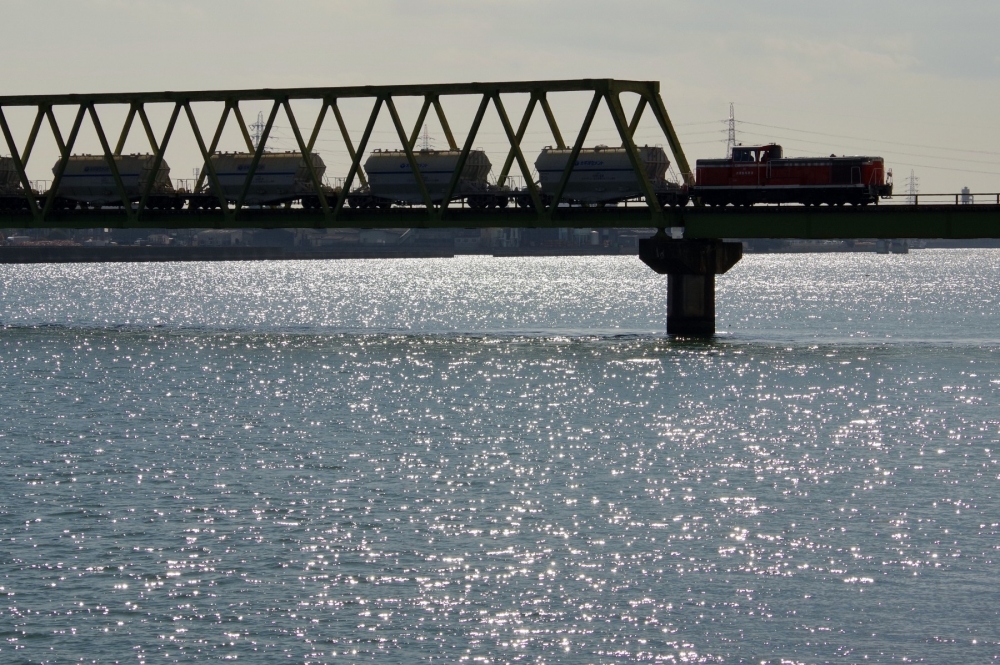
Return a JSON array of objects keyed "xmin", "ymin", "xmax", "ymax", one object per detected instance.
[{"xmin": 1, "ymin": 252, "xmax": 998, "ymax": 663}]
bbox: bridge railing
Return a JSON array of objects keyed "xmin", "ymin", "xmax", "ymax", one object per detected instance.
[
  {"xmin": 881, "ymin": 193, "xmax": 1000, "ymax": 206},
  {"xmin": 0, "ymin": 80, "xmax": 689, "ymax": 227}
]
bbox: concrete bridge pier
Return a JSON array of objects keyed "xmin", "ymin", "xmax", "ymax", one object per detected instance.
[{"xmin": 639, "ymin": 235, "xmax": 743, "ymax": 336}]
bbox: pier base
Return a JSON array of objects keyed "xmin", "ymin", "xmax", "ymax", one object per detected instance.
[{"xmin": 639, "ymin": 236, "xmax": 743, "ymax": 336}]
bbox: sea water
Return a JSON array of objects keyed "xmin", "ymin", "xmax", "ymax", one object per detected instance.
[{"xmin": 0, "ymin": 252, "xmax": 998, "ymax": 663}]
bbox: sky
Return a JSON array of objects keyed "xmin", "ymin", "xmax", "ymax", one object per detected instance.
[{"xmin": 2, "ymin": 0, "xmax": 999, "ymax": 194}]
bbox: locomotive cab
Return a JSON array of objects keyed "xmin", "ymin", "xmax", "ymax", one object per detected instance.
[{"xmin": 732, "ymin": 144, "xmax": 782, "ymax": 163}]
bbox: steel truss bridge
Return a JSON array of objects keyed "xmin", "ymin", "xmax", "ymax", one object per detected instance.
[
  {"xmin": 0, "ymin": 79, "xmax": 688, "ymax": 229},
  {"xmin": 0, "ymin": 78, "xmax": 996, "ymax": 239}
]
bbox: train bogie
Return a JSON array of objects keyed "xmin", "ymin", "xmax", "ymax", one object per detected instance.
[
  {"xmin": 345, "ymin": 193, "xmax": 394, "ymax": 210},
  {"xmin": 0, "ymin": 196, "xmax": 31, "ymax": 211}
]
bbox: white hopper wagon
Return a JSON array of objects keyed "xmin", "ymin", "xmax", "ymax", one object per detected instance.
[
  {"xmin": 361, "ymin": 149, "xmax": 492, "ymax": 206},
  {"xmin": 54, "ymin": 154, "xmax": 175, "ymax": 207},
  {"xmin": 204, "ymin": 151, "xmax": 327, "ymax": 206},
  {"xmin": 534, "ymin": 145, "xmax": 686, "ymax": 206}
]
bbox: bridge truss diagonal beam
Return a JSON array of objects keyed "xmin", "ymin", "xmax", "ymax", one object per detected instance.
[
  {"xmin": 42, "ymin": 105, "xmax": 86, "ymax": 220},
  {"xmin": 606, "ymin": 92, "xmax": 661, "ymax": 215},
  {"xmin": 496, "ymin": 93, "xmax": 539, "ymax": 188},
  {"xmin": 440, "ymin": 94, "xmax": 491, "ymax": 212},
  {"xmin": 184, "ymin": 102, "xmax": 232, "ymax": 220},
  {"xmin": 86, "ymin": 103, "xmax": 135, "ymax": 221},
  {"xmin": 332, "ymin": 97, "xmax": 383, "ymax": 219},
  {"xmin": 283, "ymin": 99, "xmax": 331, "ymax": 218},
  {"xmin": 136, "ymin": 103, "xmax": 181, "ymax": 219},
  {"xmin": 0, "ymin": 106, "xmax": 42, "ymax": 219},
  {"xmin": 235, "ymin": 100, "xmax": 280, "ymax": 214},
  {"xmin": 491, "ymin": 92, "xmax": 544, "ymax": 215},
  {"xmin": 547, "ymin": 92, "xmax": 603, "ymax": 219},
  {"xmin": 385, "ymin": 96, "xmax": 435, "ymax": 213}
]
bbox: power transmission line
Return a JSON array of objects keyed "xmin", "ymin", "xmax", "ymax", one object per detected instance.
[
  {"xmin": 736, "ymin": 120, "xmax": 1000, "ymax": 157},
  {"xmin": 905, "ymin": 170, "xmax": 919, "ymax": 204},
  {"xmin": 736, "ymin": 129, "xmax": 1000, "ymax": 167},
  {"xmin": 250, "ymin": 112, "xmax": 266, "ymax": 149},
  {"xmin": 726, "ymin": 103, "xmax": 736, "ymax": 158}
]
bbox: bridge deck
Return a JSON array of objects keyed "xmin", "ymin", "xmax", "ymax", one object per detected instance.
[{"xmin": 2, "ymin": 204, "xmax": 999, "ymax": 239}]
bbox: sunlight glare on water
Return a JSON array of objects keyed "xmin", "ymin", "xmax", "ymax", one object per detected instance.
[{"xmin": 0, "ymin": 252, "xmax": 998, "ymax": 663}]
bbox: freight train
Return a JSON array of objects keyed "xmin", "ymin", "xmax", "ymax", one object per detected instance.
[
  {"xmin": 0, "ymin": 143, "xmax": 688, "ymax": 212},
  {"xmin": 0, "ymin": 140, "xmax": 892, "ymax": 212},
  {"xmin": 348, "ymin": 144, "xmax": 688, "ymax": 209},
  {"xmin": 693, "ymin": 144, "xmax": 893, "ymax": 206}
]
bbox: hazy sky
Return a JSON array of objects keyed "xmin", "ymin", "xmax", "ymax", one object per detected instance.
[{"xmin": 3, "ymin": 0, "xmax": 999, "ymax": 193}]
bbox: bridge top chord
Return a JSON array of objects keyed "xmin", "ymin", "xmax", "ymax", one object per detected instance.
[{"xmin": 0, "ymin": 79, "xmax": 659, "ymax": 107}]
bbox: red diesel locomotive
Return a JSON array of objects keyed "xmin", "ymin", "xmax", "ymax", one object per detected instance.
[{"xmin": 694, "ymin": 144, "xmax": 893, "ymax": 206}]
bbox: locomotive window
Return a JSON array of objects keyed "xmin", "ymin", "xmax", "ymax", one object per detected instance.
[{"xmin": 733, "ymin": 148, "xmax": 754, "ymax": 163}]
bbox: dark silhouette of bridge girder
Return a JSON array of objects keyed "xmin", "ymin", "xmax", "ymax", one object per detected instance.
[
  {"xmin": 5, "ymin": 204, "xmax": 999, "ymax": 240},
  {"xmin": 679, "ymin": 205, "xmax": 1000, "ymax": 240}
]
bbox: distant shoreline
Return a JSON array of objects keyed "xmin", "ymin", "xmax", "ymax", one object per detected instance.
[{"xmin": 0, "ymin": 246, "xmax": 455, "ymax": 264}]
